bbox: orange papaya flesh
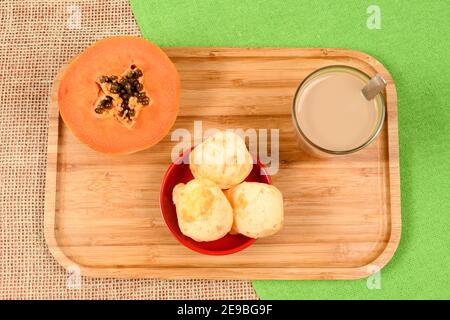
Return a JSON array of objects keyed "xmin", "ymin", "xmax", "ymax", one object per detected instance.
[{"xmin": 57, "ymin": 36, "xmax": 180, "ymax": 154}]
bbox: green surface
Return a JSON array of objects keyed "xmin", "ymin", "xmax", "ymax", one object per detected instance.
[{"xmin": 130, "ymin": 0, "xmax": 450, "ymax": 299}]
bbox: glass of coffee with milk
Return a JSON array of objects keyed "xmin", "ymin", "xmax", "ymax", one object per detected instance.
[{"xmin": 292, "ymin": 66, "xmax": 386, "ymax": 157}]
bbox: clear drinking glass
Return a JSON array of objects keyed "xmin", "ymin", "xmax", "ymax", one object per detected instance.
[{"xmin": 292, "ymin": 66, "xmax": 386, "ymax": 157}]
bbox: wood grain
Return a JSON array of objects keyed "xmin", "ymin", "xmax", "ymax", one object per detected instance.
[{"xmin": 44, "ymin": 47, "xmax": 401, "ymax": 279}]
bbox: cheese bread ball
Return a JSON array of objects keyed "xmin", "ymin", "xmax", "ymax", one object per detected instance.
[
  {"xmin": 226, "ymin": 182, "xmax": 284, "ymax": 238},
  {"xmin": 172, "ymin": 179, "xmax": 233, "ymax": 242},
  {"xmin": 189, "ymin": 131, "xmax": 253, "ymax": 189}
]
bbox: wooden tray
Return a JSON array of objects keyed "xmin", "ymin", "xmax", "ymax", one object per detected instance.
[{"xmin": 45, "ymin": 47, "xmax": 401, "ymax": 279}]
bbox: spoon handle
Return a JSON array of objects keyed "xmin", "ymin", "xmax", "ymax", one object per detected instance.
[{"xmin": 362, "ymin": 74, "xmax": 387, "ymax": 100}]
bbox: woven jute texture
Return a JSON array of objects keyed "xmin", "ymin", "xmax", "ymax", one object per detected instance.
[{"xmin": 0, "ymin": 0, "xmax": 257, "ymax": 300}]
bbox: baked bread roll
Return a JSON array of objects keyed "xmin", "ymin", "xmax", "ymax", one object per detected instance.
[
  {"xmin": 189, "ymin": 131, "xmax": 253, "ymax": 189},
  {"xmin": 172, "ymin": 179, "xmax": 233, "ymax": 242},
  {"xmin": 226, "ymin": 182, "xmax": 284, "ymax": 238}
]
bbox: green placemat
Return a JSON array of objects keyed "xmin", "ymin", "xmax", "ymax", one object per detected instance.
[{"xmin": 130, "ymin": 0, "xmax": 450, "ymax": 299}]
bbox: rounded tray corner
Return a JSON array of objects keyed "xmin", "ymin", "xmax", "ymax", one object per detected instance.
[{"xmin": 44, "ymin": 225, "xmax": 83, "ymax": 274}]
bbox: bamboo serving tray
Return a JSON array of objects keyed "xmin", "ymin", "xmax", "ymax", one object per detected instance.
[{"xmin": 45, "ymin": 47, "xmax": 401, "ymax": 279}]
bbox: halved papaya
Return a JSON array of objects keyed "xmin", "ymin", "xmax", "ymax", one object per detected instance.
[{"xmin": 57, "ymin": 36, "xmax": 180, "ymax": 154}]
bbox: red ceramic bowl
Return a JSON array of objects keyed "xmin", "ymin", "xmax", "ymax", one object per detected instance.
[{"xmin": 159, "ymin": 147, "xmax": 271, "ymax": 255}]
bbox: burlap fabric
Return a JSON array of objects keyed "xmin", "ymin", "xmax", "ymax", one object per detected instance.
[{"xmin": 0, "ymin": 0, "xmax": 257, "ymax": 300}]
